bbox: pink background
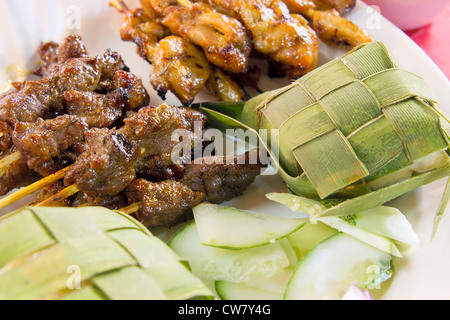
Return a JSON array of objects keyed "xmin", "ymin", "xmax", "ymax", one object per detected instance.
[{"xmin": 405, "ymin": 5, "xmax": 450, "ymax": 80}]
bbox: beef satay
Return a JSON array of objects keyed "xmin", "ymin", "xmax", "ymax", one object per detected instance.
[
  {"xmin": 0, "ymin": 45, "xmax": 131, "ymax": 155},
  {"xmin": 161, "ymin": 0, "xmax": 252, "ymax": 74},
  {"xmin": 62, "ymin": 70, "xmax": 150, "ymax": 128},
  {"xmin": 12, "ymin": 115, "xmax": 87, "ymax": 177},
  {"xmin": 63, "ymin": 127, "xmax": 141, "ymax": 196},
  {"xmin": 120, "ymin": 103, "xmax": 208, "ymax": 181},
  {"xmin": 125, "ymin": 179, "xmax": 206, "ymax": 228},
  {"xmin": 125, "ymin": 150, "xmax": 264, "ymax": 229}
]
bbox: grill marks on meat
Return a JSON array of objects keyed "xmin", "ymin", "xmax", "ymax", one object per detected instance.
[{"xmin": 64, "ymin": 128, "xmax": 140, "ymax": 196}]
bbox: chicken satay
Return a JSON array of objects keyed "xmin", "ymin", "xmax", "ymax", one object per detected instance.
[
  {"xmin": 206, "ymin": 68, "xmax": 250, "ymax": 102},
  {"xmin": 307, "ymin": 8, "xmax": 373, "ymax": 48},
  {"xmin": 161, "ymin": 0, "xmax": 252, "ymax": 74},
  {"xmin": 207, "ymin": 0, "xmax": 320, "ymax": 79},
  {"xmin": 281, "ymin": 0, "xmax": 372, "ymax": 48},
  {"xmin": 119, "ymin": 7, "xmax": 212, "ymax": 106},
  {"xmin": 139, "ymin": 0, "xmax": 178, "ymax": 19},
  {"xmin": 312, "ymin": 0, "xmax": 355, "ymax": 14}
]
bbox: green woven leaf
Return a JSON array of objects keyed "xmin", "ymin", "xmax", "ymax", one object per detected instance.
[
  {"xmin": 240, "ymin": 41, "xmax": 450, "ymax": 199},
  {"xmin": 0, "ymin": 207, "xmax": 213, "ymax": 300}
]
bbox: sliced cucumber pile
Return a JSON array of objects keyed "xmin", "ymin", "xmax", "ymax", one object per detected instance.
[{"xmin": 168, "ymin": 202, "xmax": 417, "ymax": 300}]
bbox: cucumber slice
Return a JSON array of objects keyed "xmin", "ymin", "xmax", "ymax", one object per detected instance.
[
  {"xmin": 216, "ymin": 267, "xmax": 293, "ymax": 300},
  {"xmin": 193, "ymin": 203, "xmax": 306, "ymax": 250},
  {"xmin": 340, "ymin": 206, "xmax": 420, "ymax": 255},
  {"xmin": 318, "ymin": 206, "xmax": 419, "ymax": 257},
  {"xmin": 284, "ymin": 233, "xmax": 393, "ymax": 300},
  {"xmin": 318, "ymin": 216, "xmax": 403, "ymax": 257},
  {"xmin": 216, "ymin": 281, "xmax": 282, "ymax": 300},
  {"xmin": 287, "ymin": 220, "xmax": 337, "ymax": 260},
  {"xmin": 168, "ymin": 222, "xmax": 291, "ymax": 283}
]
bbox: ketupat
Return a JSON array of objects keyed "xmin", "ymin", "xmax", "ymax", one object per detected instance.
[
  {"xmin": 196, "ymin": 41, "xmax": 450, "ymax": 236},
  {"xmin": 0, "ymin": 206, "xmax": 213, "ymax": 300}
]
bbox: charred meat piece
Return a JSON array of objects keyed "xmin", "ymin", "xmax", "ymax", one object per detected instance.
[
  {"xmin": 62, "ymin": 91, "xmax": 125, "ymax": 128},
  {"xmin": 34, "ymin": 35, "xmax": 89, "ymax": 78},
  {"xmin": 120, "ymin": 8, "xmax": 212, "ymax": 106},
  {"xmin": 161, "ymin": 2, "xmax": 252, "ymax": 74},
  {"xmin": 12, "ymin": 115, "xmax": 87, "ymax": 176},
  {"xmin": 180, "ymin": 150, "xmax": 264, "ymax": 204},
  {"xmin": 64, "ymin": 128, "xmax": 140, "ymax": 196},
  {"xmin": 125, "ymin": 150, "xmax": 264, "ymax": 229},
  {"xmin": 126, "ymin": 179, "xmax": 206, "ymax": 228},
  {"xmin": 62, "ymin": 70, "xmax": 150, "ymax": 128},
  {"xmin": 121, "ymin": 104, "xmax": 207, "ymax": 181},
  {"xmin": 207, "ymin": 0, "xmax": 320, "ymax": 77}
]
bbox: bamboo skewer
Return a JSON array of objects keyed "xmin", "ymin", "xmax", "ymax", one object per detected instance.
[
  {"xmin": 0, "ymin": 152, "xmax": 22, "ymax": 178},
  {"xmin": 119, "ymin": 201, "xmax": 142, "ymax": 215},
  {"xmin": 0, "ymin": 165, "xmax": 73, "ymax": 210},
  {"xmin": 34, "ymin": 184, "xmax": 80, "ymax": 207}
]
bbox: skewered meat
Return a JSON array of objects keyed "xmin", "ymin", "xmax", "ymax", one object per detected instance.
[
  {"xmin": 312, "ymin": 0, "xmax": 355, "ymax": 14},
  {"xmin": 0, "ymin": 154, "xmax": 39, "ymax": 196},
  {"xmin": 126, "ymin": 179, "xmax": 206, "ymax": 228},
  {"xmin": 12, "ymin": 115, "xmax": 87, "ymax": 176},
  {"xmin": 0, "ymin": 35, "xmax": 149, "ymax": 156},
  {"xmin": 126, "ymin": 150, "xmax": 264, "ymax": 228},
  {"xmin": 63, "ymin": 70, "xmax": 150, "ymax": 128},
  {"xmin": 121, "ymin": 103, "xmax": 207, "ymax": 181},
  {"xmin": 140, "ymin": 0, "xmax": 178, "ymax": 19},
  {"xmin": 120, "ymin": 7, "xmax": 212, "ymax": 106},
  {"xmin": 206, "ymin": 68, "xmax": 251, "ymax": 102},
  {"xmin": 64, "ymin": 127, "xmax": 140, "ymax": 196},
  {"xmin": 161, "ymin": 1, "xmax": 252, "ymax": 74},
  {"xmin": 309, "ymin": 9, "xmax": 372, "ymax": 48},
  {"xmin": 206, "ymin": 0, "xmax": 320, "ymax": 78},
  {"xmin": 34, "ymin": 34, "xmax": 89, "ymax": 78},
  {"xmin": 180, "ymin": 151, "xmax": 264, "ymax": 204}
]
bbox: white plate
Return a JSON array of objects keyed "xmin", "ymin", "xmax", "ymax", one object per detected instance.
[{"xmin": 0, "ymin": 0, "xmax": 449, "ymax": 300}]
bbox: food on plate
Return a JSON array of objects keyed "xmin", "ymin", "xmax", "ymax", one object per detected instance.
[
  {"xmin": 161, "ymin": 0, "xmax": 252, "ymax": 74},
  {"xmin": 112, "ymin": 0, "xmax": 371, "ymax": 105},
  {"xmin": 197, "ymin": 41, "xmax": 450, "ymax": 235},
  {"xmin": 114, "ymin": 0, "xmax": 249, "ymax": 106},
  {"xmin": 0, "ymin": 206, "xmax": 213, "ymax": 300},
  {"xmin": 169, "ymin": 202, "xmax": 419, "ymax": 300},
  {"xmin": 0, "ymin": 36, "xmax": 264, "ymax": 229}
]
